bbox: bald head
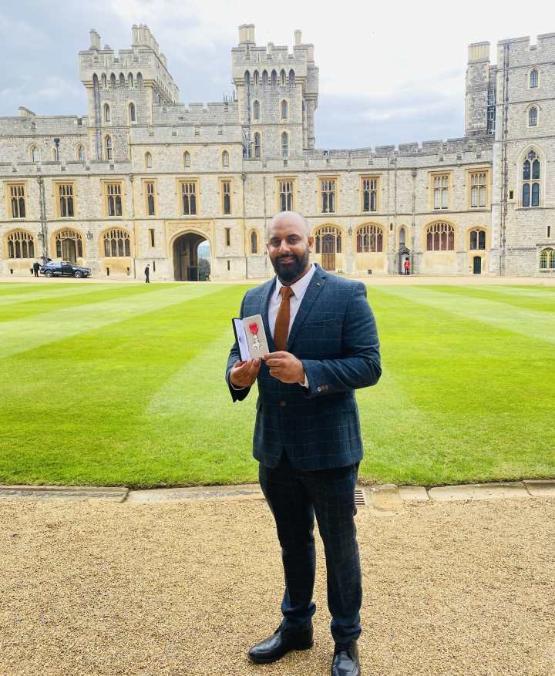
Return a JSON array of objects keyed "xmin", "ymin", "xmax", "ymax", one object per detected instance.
[{"xmin": 267, "ymin": 211, "xmax": 311, "ymax": 240}]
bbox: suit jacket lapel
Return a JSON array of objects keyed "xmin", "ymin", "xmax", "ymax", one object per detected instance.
[
  {"xmin": 260, "ymin": 278, "xmax": 277, "ymax": 352},
  {"xmin": 287, "ymin": 265, "xmax": 327, "ymax": 350}
]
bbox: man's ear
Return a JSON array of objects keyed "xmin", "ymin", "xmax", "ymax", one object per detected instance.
[{"xmin": 307, "ymin": 236, "xmax": 315, "ymax": 250}]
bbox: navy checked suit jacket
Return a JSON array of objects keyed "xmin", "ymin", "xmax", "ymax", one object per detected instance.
[{"xmin": 226, "ymin": 264, "xmax": 381, "ymax": 470}]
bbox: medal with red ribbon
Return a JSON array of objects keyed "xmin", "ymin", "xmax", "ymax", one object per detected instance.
[{"xmin": 248, "ymin": 322, "xmax": 261, "ymax": 352}]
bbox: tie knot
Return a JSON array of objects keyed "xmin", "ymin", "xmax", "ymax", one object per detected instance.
[{"xmin": 280, "ymin": 286, "xmax": 294, "ymax": 300}]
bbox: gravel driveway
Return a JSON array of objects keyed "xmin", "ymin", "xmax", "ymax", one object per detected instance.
[{"xmin": 0, "ymin": 496, "xmax": 552, "ymax": 675}]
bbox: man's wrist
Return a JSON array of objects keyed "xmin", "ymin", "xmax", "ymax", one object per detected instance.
[{"xmin": 297, "ymin": 361, "xmax": 308, "ymax": 387}]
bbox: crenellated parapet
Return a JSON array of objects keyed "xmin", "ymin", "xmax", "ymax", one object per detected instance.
[{"xmin": 79, "ymin": 25, "xmax": 179, "ymax": 105}]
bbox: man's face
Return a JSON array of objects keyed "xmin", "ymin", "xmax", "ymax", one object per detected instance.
[{"xmin": 267, "ymin": 216, "xmax": 313, "ymax": 284}]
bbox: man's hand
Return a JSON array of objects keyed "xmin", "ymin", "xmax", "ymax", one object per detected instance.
[
  {"xmin": 264, "ymin": 351, "xmax": 305, "ymax": 384},
  {"xmin": 230, "ymin": 359, "xmax": 261, "ymax": 388}
]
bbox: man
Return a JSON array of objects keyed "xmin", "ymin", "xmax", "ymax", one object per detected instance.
[
  {"xmin": 144, "ymin": 264, "xmax": 150, "ymax": 283},
  {"xmin": 32, "ymin": 261, "xmax": 40, "ymax": 277},
  {"xmin": 226, "ymin": 211, "xmax": 381, "ymax": 675}
]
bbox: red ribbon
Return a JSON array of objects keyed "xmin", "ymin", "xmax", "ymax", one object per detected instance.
[{"xmin": 248, "ymin": 322, "xmax": 259, "ymax": 335}]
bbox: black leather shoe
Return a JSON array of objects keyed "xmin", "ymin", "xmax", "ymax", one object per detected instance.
[
  {"xmin": 331, "ymin": 641, "xmax": 361, "ymax": 676},
  {"xmin": 248, "ymin": 624, "xmax": 314, "ymax": 664}
]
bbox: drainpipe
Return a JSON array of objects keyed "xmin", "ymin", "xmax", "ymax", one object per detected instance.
[{"xmin": 37, "ymin": 176, "xmax": 48, "ymax": 261}]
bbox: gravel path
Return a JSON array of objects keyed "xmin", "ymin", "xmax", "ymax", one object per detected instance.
[{"xmin": 0, "ymin": 496, "xmax": 552, "ymax": 675}]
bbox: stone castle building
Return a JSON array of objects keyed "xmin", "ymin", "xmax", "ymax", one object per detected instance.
[{"xmin": 0, "ymin": 24, "xmax": 553, "ymax": 279}]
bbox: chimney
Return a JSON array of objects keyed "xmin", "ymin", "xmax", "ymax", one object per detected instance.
[
  {"xmin": 238, "ymin": 24, "xmax": 255, "ymax": 45},
  {"xmin": 90, "ymin": 29, "xmax": 101, "ymax": 50},
  {"xmin": 468, "ymin": 42, "xmax": 490, "ymax": 63},
  {"xmin": 294, "ymin": 30, "xmax": 302, "ymax": 46}
]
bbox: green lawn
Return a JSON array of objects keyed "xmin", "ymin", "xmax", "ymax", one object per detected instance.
[{"xmin": 0, "ymin": 281, "xmax": 553, "ymax": 487}]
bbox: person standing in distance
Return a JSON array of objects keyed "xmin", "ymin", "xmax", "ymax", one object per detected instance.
[
  {"xmin": 144, "ymin": 264, "xmax": 150, "ymax": 283},
  {"xmin": 226, "ymin": 211, "xmax": 381, "ymax": 676}
]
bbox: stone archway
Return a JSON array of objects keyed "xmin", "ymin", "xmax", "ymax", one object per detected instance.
[{"xmin": 173, "ymin": 232, "xmax": 210, "ymax": 281}]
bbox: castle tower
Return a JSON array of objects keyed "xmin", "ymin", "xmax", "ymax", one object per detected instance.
[
  {"xmin": 79, "ymin": 26, "xmax": 179, "ymax": 161},
  {"xmin": 490, "ymin": 33, "xmax": 555, "ymax": 275},
  {"xmin": 465, "ymin": 42, "xmax": 496, "ymax": 138},
  {"xmin": 231, "ymin": 24, "xmax": 319, "ymax": 160}
]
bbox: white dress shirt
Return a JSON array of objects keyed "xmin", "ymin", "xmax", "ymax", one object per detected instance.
[
  {"xmin": 268, "ymin": 263, "xmax": 316, "ymax": 337},
  {"xmin": 268, "ymin": 264, "xmax": 315, "ymax": 388}
]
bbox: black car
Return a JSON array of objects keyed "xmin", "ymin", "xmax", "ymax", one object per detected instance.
[{"xmin": 40, "ymin": 261, "xmax": 92, "ymax": 278}]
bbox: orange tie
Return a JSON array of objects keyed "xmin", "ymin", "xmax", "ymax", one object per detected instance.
[{"xmin": 274, "ymin": 286, "xmax": 294, "ymax": 351}]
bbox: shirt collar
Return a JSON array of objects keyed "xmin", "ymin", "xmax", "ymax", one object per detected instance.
[{"xmin": 274, "ymin": 263, "xmax": 315, "ymax": 301}]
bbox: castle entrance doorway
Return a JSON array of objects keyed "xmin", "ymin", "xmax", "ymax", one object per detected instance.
[
  {"xmin": 473, "ymin": 256, "xmax": 482, "ymax": 274},
  {"xmin": 397, "ymin": 246, "xmax": 410, "ymax": 274},
  {"xmin": 173, "ymin": 233, "xmax": 211, "ymax": 281}
]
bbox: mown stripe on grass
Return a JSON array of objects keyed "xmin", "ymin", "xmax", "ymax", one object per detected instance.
[
  {"xmin": 0, "ymin": 283, "xmax": 132, "ymax": 307},
  {"xmin": 410, "ymin": 285, "xmax": 555, "ymax": 314},
  {"xmin": 146, "ymin": 328, "xmax": 246, "ymax": 418},
  {"xmin": 0, "ymin": 286, "xmax": 162, "ymax": 323},
  {"xmin": 0, "ymin": 284, "xmax": 225, "ymax": 360},
  {"xmin": 375, "ymin": 286, "xmax": 555, "ymax": 344}
]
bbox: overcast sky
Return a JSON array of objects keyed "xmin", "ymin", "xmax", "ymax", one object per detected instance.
[{"xmin": 1, "ymin": 0, "xmax": 554, "ymax": 148}]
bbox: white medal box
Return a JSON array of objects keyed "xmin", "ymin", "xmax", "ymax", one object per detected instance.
[{"xmin": 232, "ymin": 314, "xmax": 269, "ymax": 360}]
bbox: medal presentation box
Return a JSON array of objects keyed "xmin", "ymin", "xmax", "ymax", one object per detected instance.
[{"xmin": 232, "ymin": 314, "xmax": 269, "ymax": 360}]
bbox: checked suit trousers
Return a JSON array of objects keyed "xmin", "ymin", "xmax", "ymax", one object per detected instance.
[{"xmin": 259, "ymin": 454, "xmax": 362, "ymax": 645}]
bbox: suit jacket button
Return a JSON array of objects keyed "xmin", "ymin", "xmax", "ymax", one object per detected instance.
[{"xmin": 280, "ymin": 400, "xmax": 287, "ymax": 407}]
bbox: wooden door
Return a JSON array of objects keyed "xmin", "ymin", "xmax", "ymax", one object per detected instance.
[{"xmin": 322, "ymin": 233, "xmax": 336, "ymax": 271}]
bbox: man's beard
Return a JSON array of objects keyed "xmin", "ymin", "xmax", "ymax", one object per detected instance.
[{"xmin": 272, "ymin": 249, "xmax": 310, "ymax": 283}]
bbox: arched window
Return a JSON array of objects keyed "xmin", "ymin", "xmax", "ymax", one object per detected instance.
[
  {"xmin": 469, "ymin": 229, "xmax": 486, "ymax": 250},
  {"xmin": 101, "ymin": 73, "xmax": 107, "ymax": 88},
  {"xmin": 110, "ymin": 73, "xmax": 116, "ymax": 87},
  {"xmin": 271, "ymin": 70, "xmax": 277, "ymax": 85},
  {"xmin": 137, "ymin": 73, "xmax": 143, "ymax": 87},
  {"xmin": 103, "ymin": 228, "xmax": 131, "ymax": 257},
  {"xmin": 105, "ymin": 135, "xmax": 113, "ymax": 161},
  {"xmin": 93, "ymin": 74, "xmax": 99, "ymax": 88},
  {"xmin": 356, "ymin": 225, "xmax": 383, "ymax": 253},
  {"xmin": 399, "ymin": 226, "xmax": 406, "ymax": 247},
  {"xmin": 281, "ymin": 132, "xmax": 289, "ymax": 159},
  {"xmin": 528, "ymin": 106, "xmax": 538, "ymax": 127},
  {"xmin": 183, "ymin": 150, "xmax": 191, "ymax": 168},
  {"xmin": 262, "ymin": 70, "xmax": 268, "ymax": 86},
  {"xmin": 244, "ymin": 71, "xmax": 250, "ymax": 86},
  {"xmin": 250, "ymin": 231, "xmax": 258, "ymax": 254},
  {"xmin": 280, "ymin": 100, "xmax": 288, "ymax": 120},
  {"xmin": 222, "ymin": 150, "xmax": 229, "ymax": 168},
  {"xmin": 77, "ymin": 145, "xmax": 85, "ymax": 162},
  {"xmin": 315, "ymin": 226, "xmax": 342, "ymax": 254},
  {"xmin": 253, "ymin": 100, "xmax": 260, "ymax": 121},
  {"xmin": 253, "ymin": 70, "xmax": 259, "ymax": 85},
  {"xmin": 7, "ymin": 231, "xmax": 34, "ymax": 259},
  {"xmin": 129, "ymin": 102, "xmax": 136, "ymax": 123},
  {"xmin": 52, "ymin": 145, "xmax": 59, "ymax": 162},
  {"xmin": 103, "ymin": 103, "xmax": 111, "ymax": 123},
  {"xmin": 426, "ymin": 222, "xmax": 455, "ymax": 251},
  {"xmin": 145, "ymin": 152, "xmax": 152, "ymax": 168},
  {"xmin": 254, "ymin": 132, "xmax": 261, "ymax": 159},
  {"xmin": 539, "ymin": 248, "xmax": 555, "ymax": 270},
  {"xmin": 288, "ymin": 69, "xmax": 295, "ymax": 86},
  {"xmin": 119, "ymin": 73, "xmax": 125, "ymax": 86},
  {"xmin": 55, "ymin": 229, "xmax": 83, "ymax": 259},
  {"xmin": 30, "ymin": 146, "xmax": 40, "ymax": 163},
  {"xmin": 128, "ymin": 73, "xmax": 134, "ymax": 88},
  {"xmin": 280, "ymin": 69, "xmax": 286, "ymax": 85},
  {"xmin": 529, "ymin": 69, "xmax": 538, "ymax": 88},
  {"xmin": 522, "ymin": 150, "xmax": 540, "ymax": 207}
]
